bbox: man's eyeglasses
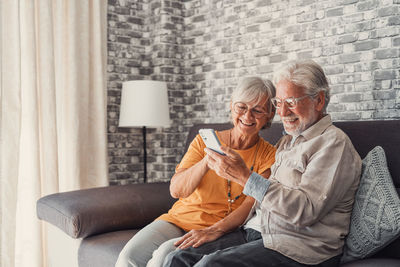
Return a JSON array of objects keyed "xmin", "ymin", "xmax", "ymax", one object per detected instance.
[
  {"xmin": 233, "ymin": 102, "xmax": 268, "ymax": 118},
  {"xmin": 271, "ymin": 94, "xmax": 318, "ymax": 110}
]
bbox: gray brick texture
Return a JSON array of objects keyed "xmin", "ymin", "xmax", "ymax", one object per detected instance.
[{"xmin": 108, "ymin": 0, "xmax": 400, "ymax": 185}]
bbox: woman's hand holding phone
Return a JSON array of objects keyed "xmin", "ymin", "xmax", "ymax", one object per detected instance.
[{"xmin": 199, "ymin": 129, "xmax": 226, "ymax": 155}]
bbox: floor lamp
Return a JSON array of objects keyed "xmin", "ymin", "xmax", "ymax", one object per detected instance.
[{"xmin": 119, "ymin": 80, "xmax": 171, "ymax": 183}]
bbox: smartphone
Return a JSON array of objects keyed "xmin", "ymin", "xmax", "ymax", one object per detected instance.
[{"xmin": 199, "ymin": 129, "xmax": 226, "ymax": 155}]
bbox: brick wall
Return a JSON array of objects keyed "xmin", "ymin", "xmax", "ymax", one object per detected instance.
[{"xmin": 108, "ymin": 0, "xmax": 400, "ymax": 185}]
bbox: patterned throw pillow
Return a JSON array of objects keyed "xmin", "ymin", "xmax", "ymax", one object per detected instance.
[{"xmin": 341, "ymin": 146, "xmax": 400, "ymax": 263}]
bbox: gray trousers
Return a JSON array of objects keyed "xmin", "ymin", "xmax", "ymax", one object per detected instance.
[
  {"xmin": 115, "ymin": 220, "xmax": 185, "ymax": 267},
  {"xmin": 162, "ymin": 228, "xmax": 341, "ymax": 267}
]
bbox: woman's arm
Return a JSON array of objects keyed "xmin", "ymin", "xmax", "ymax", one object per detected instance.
[
  {"xmin": 173, "ymin": 168, "xmax": 270, "ymax": 249},
  {"xmin": 169, "ymin": 157, "xmax": 210, "ymax": 199},
  {"xmin": 174, "ymin": 168, "xmax": 271, "ymax": 249},
  {"xmin": 174, "ymin": 196, "xmax": 255, "ymax": 249}
]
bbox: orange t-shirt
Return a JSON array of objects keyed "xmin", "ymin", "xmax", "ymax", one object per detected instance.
[{"xmin": 157, "ymin": 131, "xmax": 276, "ymax": 231}]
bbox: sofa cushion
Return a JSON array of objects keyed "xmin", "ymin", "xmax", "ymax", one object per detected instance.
[
  {"xmin": 79, "ymin": 229, "xmax": 138, "ymax": 267},
  {"xmin": 341, "ymin": 146, "xmax": 400, "ymax": 263},
  {"xmin": 341, "ymin": 258, "xmax": 400, "ymax": 267}
]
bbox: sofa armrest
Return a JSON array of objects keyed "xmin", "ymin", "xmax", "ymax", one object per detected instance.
[{"xmin": 37, "ymin": 182, "xmax": 175, "ymax": 239}]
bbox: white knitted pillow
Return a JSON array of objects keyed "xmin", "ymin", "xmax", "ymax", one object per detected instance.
[{"xmin": 341, "ymin": 146, "xmax": 400, "ymax": 263}]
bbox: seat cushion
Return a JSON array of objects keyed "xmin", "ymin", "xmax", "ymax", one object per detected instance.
[
  {"xmin": 341, "ymin": 258, "xmax": 400, "ymax": 267},
  {"xmin": 78, "ymin": 229, "xmax": 138, "ymax": 267}
]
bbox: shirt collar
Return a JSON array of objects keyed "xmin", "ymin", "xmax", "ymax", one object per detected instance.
[{"xmin": 300, "ymin": 114, "xmax": 332, "ymax": 141}]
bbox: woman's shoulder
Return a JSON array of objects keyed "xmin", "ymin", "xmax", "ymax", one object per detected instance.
[
  {"xmin": 259, "ymin": 136, "xmax": 276, "ymax": 148},
  {"xmin": 258, "ymin": 137, "xmax": 277, "ymax": 154}
]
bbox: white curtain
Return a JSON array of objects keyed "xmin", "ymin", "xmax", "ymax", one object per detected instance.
[{"xmin": 0, "ymin": 1, "xmax": 108, "ymax": 267}]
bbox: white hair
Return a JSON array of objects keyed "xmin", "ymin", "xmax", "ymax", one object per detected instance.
[{"xmin": 273, "ymin": 60, "xmax": 330, "ymax": 113}]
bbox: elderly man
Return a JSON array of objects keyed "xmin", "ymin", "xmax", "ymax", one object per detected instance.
[{"xmin": 162, "ymin": 60, "xmax": 362, "ymax": 267}]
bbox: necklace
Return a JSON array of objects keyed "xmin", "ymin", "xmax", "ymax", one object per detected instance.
[{"xmin": 226, "ymin": 129, "xmax": 260, "ymax": 215}]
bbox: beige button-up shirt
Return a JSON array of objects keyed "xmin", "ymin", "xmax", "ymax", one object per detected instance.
[{"xmin": 245, "ymin": 115, "xmax": 362, "ymax": 264}]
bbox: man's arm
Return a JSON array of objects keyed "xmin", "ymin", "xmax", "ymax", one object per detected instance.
[
  {"xmin": 258, "ymin": 139, "xmax": 361, "ymax": 227},
  {"xmin": 205, "ymin": 137, "xmax": 361, "ymax": 227}
]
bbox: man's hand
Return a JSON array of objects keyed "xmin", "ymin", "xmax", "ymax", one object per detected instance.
[
  {"xmin": 204, "ymin": 146, "xmax": 251, "ymax": 186},
  {"xmin": 174, "ymin": 227, "xmax": 225, "ymax": 249}
]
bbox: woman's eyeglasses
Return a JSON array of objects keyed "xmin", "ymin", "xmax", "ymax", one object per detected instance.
[{"xmin": 233, "ymin": 102, "xmax": 268, "ymax": 118}]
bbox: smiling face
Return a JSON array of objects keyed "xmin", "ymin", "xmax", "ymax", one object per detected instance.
[
  {"xmin": 231, "ymin": 95, "xmax": 272, "ymax": 137},
  {"xmin": 275, "ymin": 80, "xmax": 324, "ymax": 136}
]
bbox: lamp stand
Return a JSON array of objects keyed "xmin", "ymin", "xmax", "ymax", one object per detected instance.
[{"xmin": 142, "ymin": 126, "xmax": 147, "ymax": 183}]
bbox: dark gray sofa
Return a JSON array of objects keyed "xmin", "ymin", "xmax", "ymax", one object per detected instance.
[{"xmin": 37, "ymin": 120, "xmax": 400, "ymax": 267}]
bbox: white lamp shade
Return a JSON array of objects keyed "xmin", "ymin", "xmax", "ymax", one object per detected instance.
[{"xmin": 119, "ymin": 80, "xmax": 171, "ymax": 127}]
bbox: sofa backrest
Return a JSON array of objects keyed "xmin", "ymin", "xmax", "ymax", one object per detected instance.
[{"xmin": 185, "ymin": 120, "xmax": 400, "ymax": 188}]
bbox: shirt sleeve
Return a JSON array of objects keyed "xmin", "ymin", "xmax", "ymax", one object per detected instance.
[
  {"xmin": 243, "ymin": 172, "xmax": 271, "ymax": 203},
  {"xmin": 175, "ymin": 134, "xmax": 205, "ymax": 171}
]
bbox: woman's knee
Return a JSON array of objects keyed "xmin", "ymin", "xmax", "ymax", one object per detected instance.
[
  {"xmin": 115, "ymin": 247, "xmax": 139, "ymax": 267},
  {"xmin": 116, "ymin": 220, "xmax": 184, "ymax": 267},
  {"xmin": 156, "ymin": 238, "xmax": 178, "ymax": 256},
  {"xmin": 147, "ymin": 238, "xmax": 179, "ymax": 267}
]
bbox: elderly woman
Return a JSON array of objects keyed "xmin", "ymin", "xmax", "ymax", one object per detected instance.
[{"xmin": 115, "ymin": 77, "xmax": 277, "ymax": 267}]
